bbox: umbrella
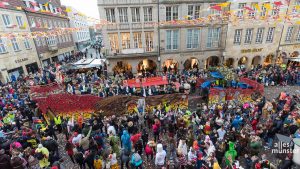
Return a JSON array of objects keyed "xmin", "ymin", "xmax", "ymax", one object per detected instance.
[{"xmin": 201, "ymin": 81, "xmax": 211, "ymax": 88}]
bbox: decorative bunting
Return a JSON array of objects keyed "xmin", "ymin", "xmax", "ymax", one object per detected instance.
[
  {"xmin": 218, "ymin": 2, "xmax": 230, "ymax": 8},
  {"xmin": 210, "ymin": 5, "xmax": 222, "ymax": 11},
  {"xmin": 263, "ymin": 3, "xmax": 272, "ymax": 10},
  {"xmin": 274, "ymin": 1, "xmax": 283, "ymax": 6},
  {"xmin": 253, "ymin": 3, "xmax": 261, "ymax": 12},
  {"xmin": 244, "ymin": 6, "xmax": 254, "ymax": 11}
]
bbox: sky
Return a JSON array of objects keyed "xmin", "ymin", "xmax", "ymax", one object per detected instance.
[{"xmin": 60, "ymin": 0, "xmax": 99, "ymax": 19}]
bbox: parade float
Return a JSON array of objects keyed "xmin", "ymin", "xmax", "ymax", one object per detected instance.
[{"xmin": 197, "ymin": 67, "xmax": 264, "ymax": 105}]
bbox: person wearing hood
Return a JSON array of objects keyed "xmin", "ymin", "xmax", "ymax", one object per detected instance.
[
  {"xmin": 35, "ymin": 144, "xmax": 50, "ymax": 168},
  {"xmin": 121, "ymin": 130, "xmax": 131, "ymax": 152},
  {"xmin": 155, "ymin": 143, "xmax": 166, "ymax": 168}
]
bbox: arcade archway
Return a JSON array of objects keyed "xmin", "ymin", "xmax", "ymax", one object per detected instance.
[
  {"xmin": 291, "ymin": 51, "xmax": 299, "ymax": 57},
  {"xmin": 238, "ymin": 56, "xmax": 248, "ymax": 68},
  {"xmin": 224, "ymin": 58, "xmax": 234, "ymax": 68},
  {"xmin": 163, "ymin": 59, "xmax": 179, "ymax": 72},
  {"xmin": 112, "ymin": 61, "xmax": 132, "ymax": 74},
  {"xmin": 251, "ymin": 56, "xmax": 262, "ymax": 66},
  {"xmin": 206, "ymin": 56, "xmax": 220, "ymax": 69},
  {"xmin": 263, "ymin": 54, "xmax": 274, "ymax": 67},
  {"xmin": 137, "ymin": 59, "xmax": 157, "ymax": 74},
  {"xmin": 183, "ymin": 58, "xmax": 199, "ymax": 70}
]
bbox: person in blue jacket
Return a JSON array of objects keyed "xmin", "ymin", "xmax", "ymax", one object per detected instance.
[{"xmin": 130, "ymin": 149, "xmax": 143, "ymax": 169}]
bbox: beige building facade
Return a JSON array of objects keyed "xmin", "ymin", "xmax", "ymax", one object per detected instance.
[
  {"xmin": 98, "ymin": 0, "xmax": 227, "ymax": 74},
  {"xmin": 0, "ymin": 8, "xmax": 40, "ymax": 83},
  {"xmin": 225, "ymin": 0, "xmax": 300, "ymax": 69}
]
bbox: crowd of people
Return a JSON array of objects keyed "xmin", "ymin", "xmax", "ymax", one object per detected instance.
[{"xmin": 0, "ymin": 62, "xmax": 299, "ymax": 169}]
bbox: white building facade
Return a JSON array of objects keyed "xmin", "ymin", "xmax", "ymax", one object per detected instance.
[{"xmin": 66, "ymin": 6, "xmax": 91, "ymax": 51}]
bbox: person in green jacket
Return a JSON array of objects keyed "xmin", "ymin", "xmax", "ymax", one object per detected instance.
[{"xmin": 225, "ymin": 141, "xmax": 237, "ymax": 166}]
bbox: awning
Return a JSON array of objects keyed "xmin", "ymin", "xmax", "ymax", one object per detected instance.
[
  {"xmin": 74, "ymin": 59, "xmax": 94, "ymax": 65},
  {"xmin": 286, "ymin": 57, "xmax": 300, "ymax": 62},
  {"xmin": 72, "ymin": 59, "xmax": 106, "ymax": 69}
]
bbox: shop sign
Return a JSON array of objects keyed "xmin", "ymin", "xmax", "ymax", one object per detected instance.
[
  {"xmin": 15, "ymin": 58, "xmax": 28, "ymax": 63},
  {"xmin": 293, "ymin": 44, "xmax": 300, "ymax": 49},
  {"xmin": 241, "ymin": 48, "xmax": 263, "ymax": 53}
]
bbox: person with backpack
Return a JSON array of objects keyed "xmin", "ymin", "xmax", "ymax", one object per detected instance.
[
  {"xmin": 34, "ymin": 144, "xmax": 50, "ymax": 168},
  {"xmin": 94, "ymin": 155, "xmax": 103, "ymax": 169},
  {"xmin": 130, "ymin": 149, "xmax": 143, "ymax": 169}
]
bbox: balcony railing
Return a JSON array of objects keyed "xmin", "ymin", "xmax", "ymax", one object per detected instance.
[{"xmin": 119, "ymin": 23, "xmax": 130, "ymax": 30}]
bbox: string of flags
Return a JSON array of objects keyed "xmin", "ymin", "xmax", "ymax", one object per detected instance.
[{"xmin": 0, "ymin": 0, "xmax": 300, "ymax": 39}]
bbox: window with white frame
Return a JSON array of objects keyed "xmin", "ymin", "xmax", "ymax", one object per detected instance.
[
  {"xmin": 144, "ymin": 7, "xmax": 152, "ymax": 22},
  {"xmin": 29, "ymin": 17, "xmax": 36, "ymax": 27},
  {"xmin": 118, "ymin": 8, "xmax": 128, "ymax": 23},
  {"xmin": 24, "ymin": 38, "xmax": 31, "ymax": 49},
  {"xmin": 233, "ymin": 29, "xmax": 242, "ymax": 45},
  {"xmin": 131, "ymin": 7, "xmax": 140, "ymax": 22},
  {"xmin": 266, "ymin": 27, "xmax": 275, "ymax": 43},
  {"xmin": 133, "ymin": 32, "xmax": 142, "ymax": 48},
  {"xmin": 296, "ymin": 28, "xmax": 300, "ymax": 41},
  {"xmin": 166, "ymin": 6, "xmax": 178, "ymax": 21},
  {"xmin": 188, "ymin": 5, "xmax": 201, "ymax": 20},
  {"xmin": 2, "ymin": 14, "xmax": 11, "ymax": 26},
  {"xmin": 11, "ymin": 38, "xmax": 20, "ymax": 51},
  {"xmin": 36, "ymin": 17, "xmax": 42, "ymax": 27},
  {"xmin": 261, "ymin": 3, "xmax": 269, "ymax": 17},
  {"xmin": 244, "ymin": 28, "xmax": 254, "ymax": 44},
  {"xmin": 272, "ymin": 5, "xmax": 279, "ymax": 16},
  {"xmin": 166, "ymin": 30, "xmax": 179, "ymax": 50},
  {"xmin": 46, "ymin": 36, "xmax": 57, "ymax": 45},
  {"xmin": 48, "ymin": 19, "xmax": 52, "ymax": 28},
  {"xmin": 0, "ymin": 37, "xmax": 7, "ymax": 53},
  {"xmin": 207, "ymin": 27, "xmax": 221, "ymax": 48},
  {"xmin": 237, "ymin": 3, "xmax": 246, "ymax": 18},
  {"xmin": 285, "ymin": 27, "xmax": 294, "ymax": 42},
  {"xmin": 35, "ymin": 37, "xmax": 41, "ymax": 46},
  {"xmin": 187, "ymin": 29, "xmax": 200, "ymax": 49},
  {"xmin": 41, "ymin": 37, "xmax": 46, "ymax": 46},
  {"xmin": 109, "ymin": 33, "xmax": 119, "ymax": 51},
  {"xmin": 248, "ymin": 3, "xmax": 258, "ymax": 17},
  {"xmin": 255, "ymin": 28, "xmax": 264, "ymax": 44},
  {"xmin": 16, "ymin": 16, "xmax": 23, "ymax": 27},
  {"xmin": 145, "ymin": 32, "xmax": 153, "ymax": 52},
  {"xmin": 292, "ymin": 0, "xmax": 300, "ymax": 13},
  {"xmin": 121, "ymin": 32, "xmax": 130, "ymax": 49},
  {"xmin": 105, "ymin": 8, "xmax": 116, "ymax": 23}
]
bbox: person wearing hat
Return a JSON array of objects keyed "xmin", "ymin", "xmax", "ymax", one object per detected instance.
[
  {"xmin": 0, "ymin": 149, "xmax": 12, "ymax": 168},
  {"xmin": 35, "ymin": 144, "xmax": 50, "ymax": 168}
]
